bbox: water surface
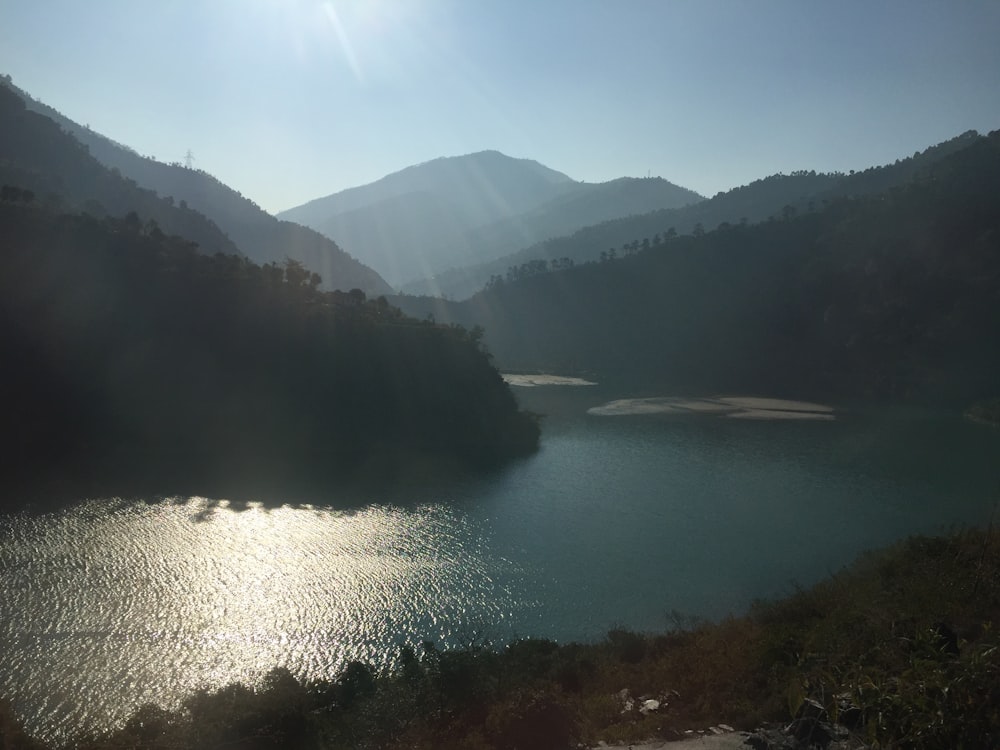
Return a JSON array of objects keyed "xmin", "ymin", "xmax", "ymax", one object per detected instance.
[{"xmin": 2, "ymin": 387, "xmax": 997, "ymax": 738}]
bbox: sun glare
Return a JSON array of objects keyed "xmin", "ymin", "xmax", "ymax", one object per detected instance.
[{"xmin": 321, "ymin": 1, "xmax": 365, "ymax": 82}]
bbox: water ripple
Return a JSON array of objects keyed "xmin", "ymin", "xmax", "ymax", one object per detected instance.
[{"xmin": 0, "ymin": 498, "xmax": 525, "ymax": 742}]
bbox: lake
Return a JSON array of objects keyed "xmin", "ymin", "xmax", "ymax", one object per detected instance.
[{"xmin": 2, "ymin": 384, "xmax": 998, "ymax": 740}]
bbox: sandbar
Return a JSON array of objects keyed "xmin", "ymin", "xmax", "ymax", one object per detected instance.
[
  {"xmin": 715, "ymin": 395, "xmax": 833, "ymax": 413},
  {"xmin": 502, "ymin": 374, "xmax": 598, "ymax": 387},
  {"xmin": 587, "ymin": 395, "xmax": 835, "ymax": 420}
]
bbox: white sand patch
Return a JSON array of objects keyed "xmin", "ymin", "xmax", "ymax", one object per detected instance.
[
  {"xmin": 587, "ymin": 395, "xmax": 836, "ymax": 420},
  {"xmin": 502, "ymin": 374, "xmax": 598, "ymax": 387},
  {"xmin": 587, "ymin": 398, "xmax": 685, "ymax": 415},
  {"xmin": 667, "ymin": 399, "xmax": 734, "ymax": 413},
  {"xmin": 716, "ymin": 396, "xmax": 834, "ymax": 413}
]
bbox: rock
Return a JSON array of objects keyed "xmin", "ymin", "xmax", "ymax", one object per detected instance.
[
  {"xmin": 718, "ymin": 723, "xmax": 735, "ymax": 732},
  {"xmin": 787, "ymin": 716, "xmax": 832, "ymax": 747},
  {"xmin": 746, "ymin": 719, "xmax": 855, "ymax": 750},
  {"xmin": 745, "ymin": 727, "xmax": 799, "ymax": 749},
  {"xmin": 639, "ymin": 699, "xmax": 660, "ymax": 714}
]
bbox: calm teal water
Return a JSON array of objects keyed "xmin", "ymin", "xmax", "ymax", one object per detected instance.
[{"xmin": 2, "ymin": 387, "xmax": 998, "ymax": 738}]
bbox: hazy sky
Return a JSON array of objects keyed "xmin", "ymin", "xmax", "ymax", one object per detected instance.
[{"xmin": 3, "ymin": 1, "xmax": 999, "ymax": 214}]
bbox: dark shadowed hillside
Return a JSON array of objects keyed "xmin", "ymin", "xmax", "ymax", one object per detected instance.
[
  {"xmin": 395, "ymin": 129, "xmax": 1000, "ymax": 404},
  {"xmin": 416, "ymin": 131, "xmax": 983, "ymax": 300},
  {"xmin": 0, "ymin": 203, "xmax": 538, "ymax": 509},
  {"xmin": 6, "ymin": 79, "xmax": 392, "ymax": 295},
  {"xmin": 0, "ymin": 82, "xmax": 238, "ymax": 257}
]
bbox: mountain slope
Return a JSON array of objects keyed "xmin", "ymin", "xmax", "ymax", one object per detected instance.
[
  {"xmin": 0, "ymin": 82, "xmax": 239, "ymax": 257},
  {"xmin": 416, "ymin": 131, "xmax": 982, "ymax": 299},
  {"xmin": 394, "ymin": 129, "xmax": 1000, "ymax": 404},
  {"xmin": 280, "ymin": 150, "xmax": 576, "ymax": 227},
  {"xmin": 0, "ymin": 203, "xmax": 538, "ymax": 505},
  {"xmin": 278, "ymin": 150, "xmax": 579, "ymax": 287},
  {"xmin": 6, "ymin": 78, "xmax": 391, "ymax": 295},
  {"xmin": 279, "ymin": 151, "xmax": 702, "ymax": 288},
  {"xmin": 403, "ymin": 176, "xmax": 704, "ymax": 296}
]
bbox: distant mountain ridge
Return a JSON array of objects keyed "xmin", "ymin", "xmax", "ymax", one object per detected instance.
[
  {"xmin": 3, "ymin": 77, "xmax": 391, "ymax": 295},
  {"xmin": 393, "ymin": 128, "xmax": 1000, "ymax": 404},
  {"xmin": 403, "ymin": 175, "xmax": 704, "ymax": 296},
  {"xmin": 281, "ymin": 150, "xmax": 576, "ymax": 223},
  {"xmin": 412, "ymin": 131, "xmax": 983, "ymax": 299},
  {"xmin": 0, "ymin": 82, "xmax": 243, "ymax": 259},
  {"xmin": 278, "ymin": 151, "xmax": 702, "ymax": 288}
]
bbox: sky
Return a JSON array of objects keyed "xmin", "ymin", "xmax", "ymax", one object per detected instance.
[{"xmin": 2, "ymin": 1, "xmax": 999, "ymax": 214}]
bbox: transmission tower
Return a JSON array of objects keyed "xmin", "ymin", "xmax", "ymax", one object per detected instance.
[{"xmin": 184, "ymin": 149, "xmax": 195, "ymax": 169}]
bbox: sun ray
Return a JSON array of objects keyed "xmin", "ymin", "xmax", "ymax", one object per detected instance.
[{"xmin": 321, "ymin": 1, "xmax": 365, "ymax": 83}]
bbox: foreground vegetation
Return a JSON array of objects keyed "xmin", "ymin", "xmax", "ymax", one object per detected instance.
[{"xmin": 2, "ymin": 528, "xmax": 998, "ymax": 749}]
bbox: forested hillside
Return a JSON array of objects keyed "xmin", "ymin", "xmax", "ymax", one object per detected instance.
[
  {"xmin": 401, "ymin": 175, "xmax": 703, "ymax": 296},
  {"xmin": 422, "ymin": 131, "xmax": 983, "ymax": 300},
  {"xmin": 396, "ymin": 130, "xmax": 1000, "ymax": 404},
  {"xmin": 4, "ymin": 78, "xmax": 391, "ymax": 295},
  {"xmin": 0, "ymin": 203, "xmax": 538, "ymax": 507},
  {"xmin": 0, "ymin": 82, "xmax": 240, "ymax": 258}
]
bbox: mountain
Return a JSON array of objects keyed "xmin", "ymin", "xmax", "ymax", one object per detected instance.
[
  {"xmin": 393, "ymin": 130, "xmax": 1000, "ymax": 404},
  {"xmin": 278, "ymin": 151, "xmax": 701, "ymax": 288},
  {"xmin": 4, "ymin": 77, "xmax": 391, "ymax": 295},
  {"xmin": 0, "ymin": 202, "xmax": 538, "ymax": 506},
  {"xmin": 278, "ymin": 150, "xmax": 577, "ymax": 286},
  {"xmin": 411, "ymin": 132, "xmax": 982, "ymax": 300},
  {"xmin": 0, "ymin": 81, "xmax": 239, "ymax": 258},
  {"xmin": 401, "ymin": 176, "xmax": 703, "ymax": 296}
]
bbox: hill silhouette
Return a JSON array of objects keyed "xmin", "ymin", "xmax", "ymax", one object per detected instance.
[
  {"xmin": 0, "ymin": 202, "xmax": 538, "ymax": 509},
  {"xmin": 413, "ymin": 131, "xmax": 981, "ymax": 299},
  {"xmin": 0, "ymin": 81, "xmax": 238, "ymax": 258},
  {"xmin": 402, "ymin": 175, "xmax": 703, "ymax": 297},
  {"xmin": 4, "ymin": 77, "xmax": 392, "ymax": 295},
  {"xmin": 394, "ymin": 129, "xmax": 1000, "ymax": 404},
  {"xmin": 279, "ymin": 151, "xmax": 700, "ymax": 287}
]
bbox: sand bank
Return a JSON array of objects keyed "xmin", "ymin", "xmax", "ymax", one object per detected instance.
[
  {"xmin": 587, "ymin": 395, "xmax": 835, "ymax": 420},
  {"xmin": 502, "ymin": 374, "xmax": 598, "ymax": 387}
]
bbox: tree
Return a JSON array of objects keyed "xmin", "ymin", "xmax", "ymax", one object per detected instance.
[{"xmin": 283, "ymin": 258, "xmax": 311, "ymax": 288}]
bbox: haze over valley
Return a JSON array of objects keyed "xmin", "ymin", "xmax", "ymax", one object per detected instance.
[{"xmin": 2, "ymin": 2, "xmax": 1000, "ymax": 748}]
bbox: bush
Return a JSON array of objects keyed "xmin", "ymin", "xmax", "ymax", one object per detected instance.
[{"xmin": 485, "ymin": 687, "xmax": 579, "ymax": 750}]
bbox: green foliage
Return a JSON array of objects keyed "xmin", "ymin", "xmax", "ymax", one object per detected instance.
[
  {"xmin": 484, "ymin": 687, "xmax": 580, "ymax": 750},
  {"xmin": 399, "ymin": 129, "xmax": 1000, "ymax": 403},
  {"xmin": 0, "ymin": 203, "xmax": 538, "ymax": 507},
  {"xmin": 606, "ymin": 628, "xmax": 647, "ymax": 664}
]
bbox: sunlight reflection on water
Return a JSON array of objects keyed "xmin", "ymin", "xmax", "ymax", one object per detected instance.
[
  {"xmin": 3, "ymin": 395, "xmax": 999, "ymax": 741},
  {"xmin": 0, "ymin": 498, "xmax": 526, "ymax": 741}
]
